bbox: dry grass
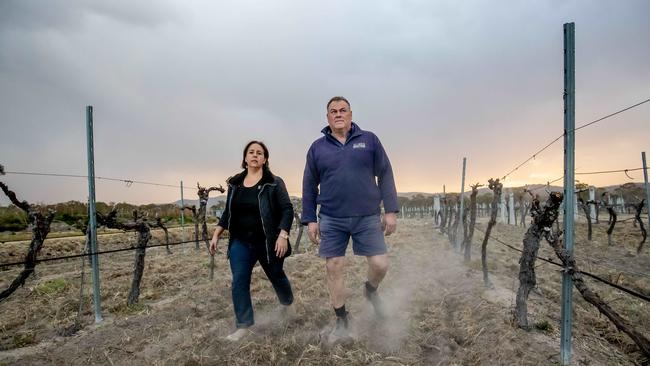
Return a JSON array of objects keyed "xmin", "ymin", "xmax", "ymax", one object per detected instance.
[{"xmin": 0, "ymin": 218, "xmax": 647, "ymax": 365}]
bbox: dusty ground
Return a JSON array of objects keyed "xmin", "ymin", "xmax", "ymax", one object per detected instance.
[{"xmin": 0, "ymin": 216, "xmax": 648, "ymax": 365}]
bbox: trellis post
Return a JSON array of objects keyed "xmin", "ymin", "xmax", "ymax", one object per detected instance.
[
  {"xmin": 86, "ymin": 106, "xmax": 103, "ymax": 323},
  {"xmin": 560, "ymin": 22, "xmax": 575, "ymax": 366}
]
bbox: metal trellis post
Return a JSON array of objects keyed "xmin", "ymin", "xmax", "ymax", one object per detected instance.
[
  {"xmin": 560, "ymin": 22, "xmax": 575, "ymax": 366},
  {"xmin": 641, "ymin": 151, "xmax": 650, "ymax": 227},
  {"xmin": 180, "ymin": 180, "xmax": 185, "ymax": 244},
  {"xmin": 86, "ymin": 106, "xmax": 103, "ymax": 323}
]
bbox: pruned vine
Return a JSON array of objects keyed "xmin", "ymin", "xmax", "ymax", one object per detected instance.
[
  {"xmin": 0, "ymin": 169, "xmax": 55, "ymax": 302},
  {"xmin": 481, "ymin": 178, "xmax": 502, "ymax": 287}
]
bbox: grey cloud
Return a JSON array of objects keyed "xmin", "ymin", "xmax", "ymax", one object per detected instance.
[
  {"xmin": 0, "ymin": 0, "xmax": 181, "ymax": 32},
  {"xmin": 1, "ymin": 0, "xmax": 649, "ymax": 205}
]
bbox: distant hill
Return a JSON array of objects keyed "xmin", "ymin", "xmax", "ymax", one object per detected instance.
[
  {"xmin": 167, "ymin": 183, "xmax": 646, "ymax": 206},
  {"xmin": 173, "ymin": 195, "xmax": 226, "ymax": 207},
  {"xmin": 397, "ymin": 182, "xmax": 645, "ymax": 198},
  {"xmin": 398, "ymin": 192, "xmax": 435, "ymax": 198}
]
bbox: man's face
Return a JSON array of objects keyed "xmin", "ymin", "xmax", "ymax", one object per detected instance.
[{"xmin": 327, "ymin": 100, "xmax": 352, "ymax": 132}]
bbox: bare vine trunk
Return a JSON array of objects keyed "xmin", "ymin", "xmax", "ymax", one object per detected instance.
[
  {"xmin": 439, "ymin": 198, "xmax": 448, "ymax": 234},
  {"xmin": 460, "ymin": 207, "xmax": 469, "ymax": 252},
  {"xmin": 633, "ymin": 200, "xmax": 647, "ymax": 254},
  {"xmin": 579, "ymin": 198, "xmax": 592, "ymax": 241},
  {"xmin": 194, "ymin": 220, "xmax": 200, "ymax": 250},
  {"xmin": 197, "ymin": 201, "xmax": 214, "ymax": 280},
  {"xmin": 127, "ymin": 223, "xmax": 151, "ymax": 305},
  {"xmin": 515, "ymin": 192, "xmax": 563, "ymax": 328},
  {"xmin": 606, "ymin": 206, "xmax": 617, "ymax": 246},
  {"xmin": 520, "ymin": 198, "xmax": 529, "ymax": 228},
  {"xmin": 464, "ymin": 184, "xmax": 481, "ymax": 262},
  {"xmin": 446, "ymin": 202, "xmax": 454, "ymax": 238},
  {"xmin": 197, "ymin": 183, "xmax": 225, "ymax": 280},
  {"xmin": 448, "ymin": 202, "xmax": 459, "ymax": 246},
  {"xmin": 99, "ymin": 210, "xmax": 153, "ymax": 306},
  {"xmin": 546, "ymin": 231, "xmax": 650, "ymax": 358},
  {"xmin": 154, "ymin": 217, "xmax": 172, "ymax": 254},
  {"xmin": 183, "ymin": 205, "xmax": 200, "ymax": 250},
  {"xmin": 481, "ymin": 179, "xmax": 502, "ymax": 287},
  {"xmin": 294, "ymin": 213, "xmax": 304, "ymax": 253},
  {"xmin": 0, "ymin": 180, "xmax": 55, "ymax": 302}
]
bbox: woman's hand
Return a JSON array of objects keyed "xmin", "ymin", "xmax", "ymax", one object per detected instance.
[
  {"xmin": 275, "ymin": 232, "xmax": 289, "ymax": 258},
  {"xmin": 209, "ymin": 237, "xmax": 219, "ymax": 256}
]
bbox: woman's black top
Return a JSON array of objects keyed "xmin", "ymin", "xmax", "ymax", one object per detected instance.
[
  {"xmin": 219, "ymin": 168, "xmax": 294, "ymax": 261},
  {"xmin": 229, "ymin": 184, "xmax": 266, "ymax": 244}
]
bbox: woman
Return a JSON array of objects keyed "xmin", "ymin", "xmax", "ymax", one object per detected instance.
[{"xmin": 209, "ymin": 140, "xmax": 294, "ymax": 341}]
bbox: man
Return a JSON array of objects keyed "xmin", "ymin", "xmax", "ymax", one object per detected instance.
[{"xmin": 302, "ymin": 96, "xmax": 398, "ymax": 340}]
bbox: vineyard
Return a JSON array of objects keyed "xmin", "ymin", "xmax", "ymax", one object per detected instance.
[
  {"xmin": 1, "ymin": 17, "xmax": 649, "ymax": 366},
  {"xmin": 0, "ymin": 209, "xmax": 648, "ymax": 364},
  {"xmin": 1, "ymin": 110, "xmax": 650, "ymax": 364},
  {"xmin": 2, "ymin": 108, "xmax": 650, "ymax": 365}
]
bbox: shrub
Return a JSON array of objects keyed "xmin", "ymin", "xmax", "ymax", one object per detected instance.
[
  {"xmin": 55, "ymin": 213, "xmax": 85, "ymax": 226},
  {"xmin": 0, "ymin": 214, "xmax": 27, "ymax": 232}
]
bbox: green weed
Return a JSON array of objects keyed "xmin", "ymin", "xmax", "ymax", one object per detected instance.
[{"xmin": 34, "ymin": 278, "xmax": 68, "ymax": 296}]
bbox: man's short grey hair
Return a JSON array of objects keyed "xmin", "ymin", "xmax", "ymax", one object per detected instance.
[{"xmin": 326, "ymin": 96, "xmax": 351, "ymax": 111}]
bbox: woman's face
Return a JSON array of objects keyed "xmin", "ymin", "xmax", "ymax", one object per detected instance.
[{"xmin": 245, "ymin": 143, "xmax": 267, "ymax": 169}]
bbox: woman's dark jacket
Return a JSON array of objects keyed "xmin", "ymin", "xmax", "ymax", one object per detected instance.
[{"xmin": 218, "ymin": 168, "xmax": 294, "ymax": 262}]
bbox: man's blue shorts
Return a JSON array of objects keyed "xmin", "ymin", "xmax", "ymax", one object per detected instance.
[{"xmin": 318, "ymin": 213, "xmax": 387, "ymax": 258}]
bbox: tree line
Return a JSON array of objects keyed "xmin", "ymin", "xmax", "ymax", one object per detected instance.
[{"xmin": 0, "ymin": 201, "xmax": 226, "ymax": 232}]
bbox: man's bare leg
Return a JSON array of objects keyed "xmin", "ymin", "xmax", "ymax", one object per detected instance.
[
  {"xmin": 366, "ymin": 254, "xmax": 388, "ymax": 287},
  {"xmin": 326, "ymin": 256, "xmax": 346, "ymax": 308},
  {"xmin": 326, "ymin": 256, "xmax": 350, "ymax": 339},
  {"xmin": 365, "ymin": 254, "xmax": 388, "ymax": 317}
]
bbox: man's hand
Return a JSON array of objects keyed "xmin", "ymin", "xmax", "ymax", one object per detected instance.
[
  {"xmin": 307, "ymin": 222, "xmax": 320, "ymax": 245},
  {"xmin": 382, "ymin": 212, "xmax": 397, "ymax": 236},
  {"xmin": 209, "ymin": 237, "xmax": 218, "ymax": 256}
]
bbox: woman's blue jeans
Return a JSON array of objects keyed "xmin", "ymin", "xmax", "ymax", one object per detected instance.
[{"xmin": 229, "ymin": 238, "xmax": 294, "ymax": 328}]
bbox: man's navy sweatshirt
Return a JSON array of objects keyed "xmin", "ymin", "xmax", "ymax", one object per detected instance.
[{"xmin": 301, "ymin": 122, "xmax": 399, "ymax": 224}]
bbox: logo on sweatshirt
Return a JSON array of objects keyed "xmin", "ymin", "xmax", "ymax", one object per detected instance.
[{"xmin": 353, "ymin": 142, "xmax": 366, "ymax": 149}]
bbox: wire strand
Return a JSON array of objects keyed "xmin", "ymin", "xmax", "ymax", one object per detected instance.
[
  {"xmin": 501, "ymin": 98, "xmax": 650, "ymax": 181},
  {"xmin": 473, "ymin": 225, "xmax": 650, "ymax": 303},
  {"xmin": 4, "ymin": 171, "xmax": 200, "ymax": 191},
  {"xmin": 0, "ymin": 238, "xmax": 202, "ymax": 267},
  {"xmin": 574, "ymin": 98, "xmax": 650, "ymax": 132},
  {"xmin": 576, "ymin": 167, "xmax": 645, "ymax": 176}
]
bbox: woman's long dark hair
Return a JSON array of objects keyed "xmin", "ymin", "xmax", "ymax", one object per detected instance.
[{"xmin": 241, "ymin": 140, "xmax": 270, "ymax": 171}]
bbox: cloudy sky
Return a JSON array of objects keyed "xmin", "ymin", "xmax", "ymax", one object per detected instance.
[{"xmin": 1, "ymin": 0, "xmax": 649, "ymax": 205}]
